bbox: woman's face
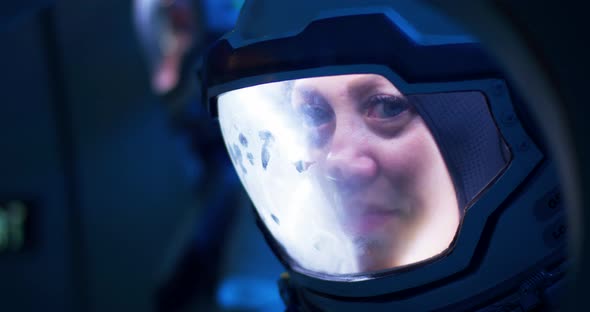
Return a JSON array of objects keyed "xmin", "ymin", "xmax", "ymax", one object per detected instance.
[{"xmin": 291, "ymin": 74, "xmax": 460, "ymax": 271}]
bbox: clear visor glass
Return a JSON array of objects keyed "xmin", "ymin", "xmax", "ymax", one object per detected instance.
[{"xmin": 218, "ymin": 74, "xmax": 509, "ymax": 276}]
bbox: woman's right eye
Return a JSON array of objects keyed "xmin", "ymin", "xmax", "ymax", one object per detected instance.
[{"xmin": 301, "ymin": 104, "xmax": 334, "ymax": 127}]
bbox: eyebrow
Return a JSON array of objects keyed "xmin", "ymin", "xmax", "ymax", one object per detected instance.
[
  {"xmin": 291, "ymin": 75, "xmax": 404, "ymax": 108},
  {"xmin": 291, "ymin": 83, "xmax": 316, "ymax": 96},
  {"xmin": 291, "ymin": 77, "xmax": 378, "ymax": 101},
  {"xmin": 346, "ymin": 75, "xmax": 402, "ymax": 100},
  {"xmin": 290, "ymin": 85, "xmax": 325, "ymax": 106}
]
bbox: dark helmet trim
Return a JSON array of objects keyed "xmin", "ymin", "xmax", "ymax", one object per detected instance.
[{"xmin": 202, "ymin": 13, "xmax": 502, "ymax": 116}]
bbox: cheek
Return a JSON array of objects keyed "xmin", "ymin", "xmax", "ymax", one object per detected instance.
[{"xmin": 377, "ymin": 121, "xmax": 444, "ymax": 192}]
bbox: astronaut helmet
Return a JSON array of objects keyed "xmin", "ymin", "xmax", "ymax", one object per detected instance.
[{"xmin": 201, "ymin": 1, "xmax": 567, "ymax": 310}]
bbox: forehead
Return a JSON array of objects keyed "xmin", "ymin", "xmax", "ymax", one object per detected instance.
[{"xmin": 291, "ymin": 74, "xmax": 403, "ymax": 97}]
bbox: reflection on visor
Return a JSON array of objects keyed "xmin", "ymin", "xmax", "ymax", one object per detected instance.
[{"xmin": 218, "ymin": 74, "xmax": 509, "ymax": 277}]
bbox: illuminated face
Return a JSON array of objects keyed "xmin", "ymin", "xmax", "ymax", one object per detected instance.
[{"xmin": 291, "ymin": 74, "xmax": 460, "ymax": 271}]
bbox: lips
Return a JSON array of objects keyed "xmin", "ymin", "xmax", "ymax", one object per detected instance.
[{"xmin": 341, "ymin": 203, "xmax": 400, "ymax": 235}]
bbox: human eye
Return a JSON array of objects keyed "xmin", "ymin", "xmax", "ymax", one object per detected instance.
[
  {"xmin": 301, "ymin": 103, "xmax": 333, "ymax": 127},
  {"xmin": 366, "ymin": 94, "xmax": 410, "ymax": 119},
  {"xmin": 297, "ymin": 94, "xmax": 334, "ymax": 128},
  {"xmin": 293, "ymin": 93, "xmax": 334, "ymax": 147}
]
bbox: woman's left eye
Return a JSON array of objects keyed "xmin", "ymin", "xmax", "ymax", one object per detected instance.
[{"xmin": 366, "ymin": 95, "xmax": 410, "ymax": 119}]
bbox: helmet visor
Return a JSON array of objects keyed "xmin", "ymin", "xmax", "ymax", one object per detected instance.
[{"xmin": 217, "ymin": 74, "xmax": 509, "ymax": 276}]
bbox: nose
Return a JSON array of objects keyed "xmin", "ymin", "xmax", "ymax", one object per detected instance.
[{"xmin": 324, "ymin": 126, "xmax": 378, "ymax": 189}]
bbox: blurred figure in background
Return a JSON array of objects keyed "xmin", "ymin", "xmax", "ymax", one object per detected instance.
[
  {"xmin": 133, "ymin": 0, "xmax": 284, "ymax": 311},
  {"xmin": 1, "ymin": 1, "xmax": 281, "ymax": 311}
]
